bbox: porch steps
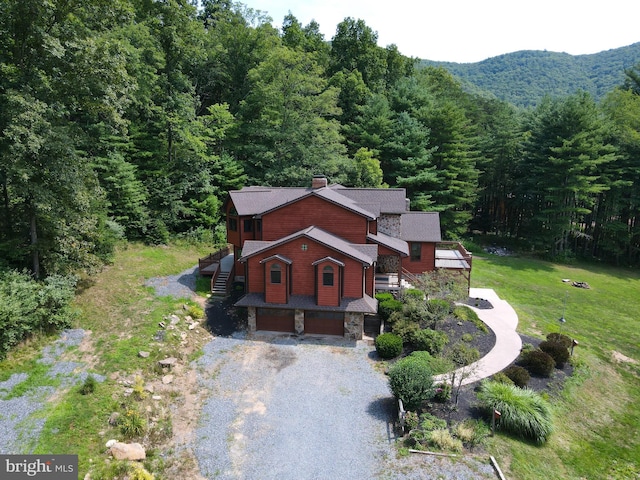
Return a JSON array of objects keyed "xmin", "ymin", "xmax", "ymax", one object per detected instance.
[{"xmin": 211, "ymin": 271, "xmax": 230, "ymax": 296}]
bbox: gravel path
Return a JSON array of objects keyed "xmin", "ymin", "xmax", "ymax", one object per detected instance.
[{"xmin": 0, "ymin": 329, "xmax": 104, "ymax": 454}]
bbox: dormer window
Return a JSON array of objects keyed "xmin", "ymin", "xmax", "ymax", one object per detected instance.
[
  {"xmin": 270, "ymin": 263, "xmax": 282, "ymax": 284},
  {"xmin": 323, "ymin": 266, "xmax": 334, "ymax": 286}
]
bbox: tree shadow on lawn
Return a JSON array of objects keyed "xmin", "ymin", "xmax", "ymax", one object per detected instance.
[{"xmin": 474, "ymin": 253, "xmax": 555, "ymax": 273}]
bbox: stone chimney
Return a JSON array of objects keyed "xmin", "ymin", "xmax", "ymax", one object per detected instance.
[{"xmin": 312, "ymin": 175, "xmax": 328, "ymax": 189}]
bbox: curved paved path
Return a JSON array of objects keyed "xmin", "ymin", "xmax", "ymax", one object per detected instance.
[{"xmin": 434, "ymin": 288, "xmax": 522, "ymax": 386}]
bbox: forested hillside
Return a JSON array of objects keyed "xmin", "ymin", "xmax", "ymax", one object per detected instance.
[
  {"xmin": 1, "ymin": 0, "xmax": 640, "ymax": 287},
  {"xmin": 422, "ymin": 43, "xmax": 640, "ymax": 107}
]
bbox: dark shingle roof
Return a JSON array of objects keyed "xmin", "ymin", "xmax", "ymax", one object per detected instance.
[
  {"xmin": 235, "ymin": 293, "xmax": 378, "ymax": 314},
  {"xmin": 239, "ymin": 226, "xmax": 377, "ymax": 265},
  {"xmin": 399, "ymin": 212, "xmax": 442, "ymax": 242},
  {"xmin": 228, "ymin": 184, "xmax": 407, "ymax": 219},
  {"xmin": 367, "ymin": 231, "xmax": 410, "ymax": 256},
  {"xmin": 329, "ymin": 186, "xmax": 408, "ymax": 214}
]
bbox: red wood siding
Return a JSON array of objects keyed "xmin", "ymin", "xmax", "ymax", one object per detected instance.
[
  {"xmin": 264, "ymin": 259, "xmax": 288, "ymax": 304},
  {"xmin": 316, "ymin": 261, "xmax": 340, "ymax": 307},
  {"xmin": 261, "ymin": 196, "xmax": 369, "ymax": 244},
  {"xmin": 244, "ymin": 239, "xmax": 365, "ymax": 299},
  {"xmin": 402, "ymin": 242, "xmax": 436, "ymax": 274}
]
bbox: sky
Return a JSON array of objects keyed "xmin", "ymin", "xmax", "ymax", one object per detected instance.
[{"xmin": 239, "ymin": 0, "xmax": 640, "ymax": 63}]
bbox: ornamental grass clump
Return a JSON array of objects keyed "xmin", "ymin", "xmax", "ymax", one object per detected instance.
[{"xmin": 477, "ymin": 381, "xmax": 553, "ymax": 444}]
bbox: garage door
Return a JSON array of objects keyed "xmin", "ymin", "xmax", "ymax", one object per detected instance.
[
  {"xmin": 256, "ymin": 308, "xmax": 295, "ymax": 333},
  {"xmin": 305, "ymin": 311, "xmax": 344, "ymax": 336}
]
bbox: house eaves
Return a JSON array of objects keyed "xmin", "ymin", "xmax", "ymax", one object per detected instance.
[
  {"xmin": 227, "ymin": 185, "xmax": 378, "ymax": 220},
  {"xmin": 367, "ymin": 231, "xmax": 410, "ymax": 256},
  {"xmin": 239, "ymin": 226, "xmax": 377, "ymax": 266}
]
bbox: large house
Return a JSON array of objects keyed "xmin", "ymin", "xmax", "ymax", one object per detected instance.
[{"xmin": 219, "ymin": 175, "xmax": 471, "ymax": 340}]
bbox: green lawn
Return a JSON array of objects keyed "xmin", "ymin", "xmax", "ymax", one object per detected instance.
[{"xmin": 471, "ymin": 254, "xmax": 640, "ymax": 480}]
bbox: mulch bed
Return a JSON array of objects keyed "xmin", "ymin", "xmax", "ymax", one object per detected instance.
[{"xmin": 427, "ymin": 333, "xmax": 575, "ymax": 425}]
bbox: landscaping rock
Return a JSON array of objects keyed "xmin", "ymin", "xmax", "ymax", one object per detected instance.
[
  {"xmin": 162, "ymin": 374, "xmax": 174, "ymax": 384},
  {"xmin": 108, "ymin": 413, "xmax": 120, "ymax": 426},
  {"xmin": 109, "ymin": 442, "xmax": 146, "ymax": 461},
  {"xmin": 159, "ymin": 357, "xmax": 177, "ymax": 369},
  {"xmin": 138, "ymin": 351, "xmax": 150, "ymax": 358}
]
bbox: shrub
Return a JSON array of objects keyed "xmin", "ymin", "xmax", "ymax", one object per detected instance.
[
  {"xmin": 448, "ymin": 343, "xmax": 480, "ymax": 367},
  {"xmin": 375, "ymin": 292, "xmax": 394, "ymax": 302},
  {"xmin": 186, "ymin": 304, "xmax": 205, "ymax": 320},
  {"xmin": 433, "ymin": 381, "xmax": 452, "ymax": 402},
  {"xmin": 120, "ymin": 409, "xmax": 147, "ymax": 439},
  {"xmin": 503, "ymin": 365, "xmax": 530, "ymax": 388},
  {"xmin": 412, "ymin": 328, "xmax": 449, "ymax": 355},
  {"xmin": 404, "ymin": 411, "xmax": 419, "ymax": 431},
  {"xmin": 461, "ymin": 333, "xmax": 474, "ymax": 342},
  {"xmin": 428, "ymin": 429, "xmax": 464, "ymax": 452},
  {"xmin": 0, "ymin": 271, "xmax": 76, "ymax": 359},
  {"xmin": 79, "ymin": 375, "xmax": 97, "ymax": 395},
  {"xmin": 546, "ymin": 332, "xmax": 573, "ymax": 349},
  {"xmin": 378, "ymin": 298, "xmax": 403, "ymax": 322},
  {"xmin": 520, "ymin": 349, "xmax": 556, "ymax": 377},
  {"xmin": 418, "ymin": 412, "xmax": 448, "ymax": 432},
  {"xmin": 491, "ymin": 372, "xmax": 514, "ymax": 385},
  {"xmin": 453, "ymin": 305, "xmax": 489, "ymax": 333},
  {"xmin": 374, "ymin": 333, "xmax": 403, "ymax": 359},
  {"xmin": 388, "ymin": 353, "xmax": 435, "ymax": 410},
  {"xmin": 453, "ymin": 419, "xmax": 490, "ymax": 449},
  {"xmin": 477, "ymin": 381, "xmax": 554, "ymax": 443},
  {"xmin": 539, "ymin": 341, "xmax": 570, "ymax": 368},
  {"xmin": 402, "ymin": 288, "xmax": 425, "ymax": 300},
  {"xmin": 391, "ymin": 317, "xmax": 420, "ymax": 343}
]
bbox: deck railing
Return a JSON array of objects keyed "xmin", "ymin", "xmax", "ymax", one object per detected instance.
[{"xmin": 198, "ymin": 244, "xmax": 231, "ymax": 273}]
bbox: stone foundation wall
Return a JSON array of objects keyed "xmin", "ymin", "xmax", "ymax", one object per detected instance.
[
  {"xmin": 344, "ymin": 312, "xmax": 364, "ymax": 340},
  {"xmin": 247, "ymin": 306, "xmax": 256, "ymax": 332},
  {"xmin": 294, "ymin": 309, "xmax": 305, "ymax": 334}
]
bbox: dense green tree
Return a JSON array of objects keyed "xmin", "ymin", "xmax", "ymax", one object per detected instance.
[
  {"xmin": 0, "ymin": 0, "xmax": 133, "ymax": 276},
  {"xmin": 234, "ymin": 45, "xmax": 348, "ymax": 186},
  {"xmin": 521, "ymin": 93, "xmax": 617, "ymax": 256},
  {"xmin": 329, "ymin": 17, "xmax": 387, "ymax": 91}
]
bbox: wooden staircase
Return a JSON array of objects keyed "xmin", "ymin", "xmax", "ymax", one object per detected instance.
[{"xmin": 211, "ymin": 270, "xmax": 230, "ymax": 296}]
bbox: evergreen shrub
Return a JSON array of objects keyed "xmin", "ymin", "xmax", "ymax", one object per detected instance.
[
  {"xmin": 521, "ymin": 349, "xmax": 555, "ymax": 377},
  {"xmin": 503, "ymin": 365, "xmax": 531, "ymax": 387},
  {"xmin": 374, "ymin": 332, "xmax": 403, "ymax": 359},
  {"xmin": 388, "ymin": 353, "xmax": 435, "ymax": 410},
  {"xmin": 539, "ymin": 340, "xmax": 570, "ymax": 367},
  {"xmin": 412, "ymin": 328, "xmax": 449, "ymax": 355},
  {"xmin": 546, "ymin": 332, "xmax": 573, "ymax": 349}
]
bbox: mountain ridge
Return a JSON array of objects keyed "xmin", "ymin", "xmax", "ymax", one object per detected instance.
[{"xmin": 419, "ymin": 42, "xmax": 640, "ymax": 107}]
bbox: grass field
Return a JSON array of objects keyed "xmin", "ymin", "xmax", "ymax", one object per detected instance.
[
  {"xmin": 2, "ymin": 243, "xmax": 639, "ymax": 479},
  {"xmin": 471, "ymin": 254, "xmax": 640, "ymax": 480}
]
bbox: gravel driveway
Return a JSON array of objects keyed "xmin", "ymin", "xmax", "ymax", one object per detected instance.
[
  {"xmin": 191, "ymin": 334, "xmax": 496, "ymax": 480},
  {"xmin": 193, "ymin": 335, "xmax": 395, "ymax": 479}
]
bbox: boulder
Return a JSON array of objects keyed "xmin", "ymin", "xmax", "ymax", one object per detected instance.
[{"xmin": 109, "ymin": 442, "xmax": 146, "ymax": 461}]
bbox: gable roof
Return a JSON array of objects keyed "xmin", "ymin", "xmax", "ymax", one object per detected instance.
[
  {"xmin": 227, "ymin": 186, "xmax": 377, "ymax": 220},
  {"xmin": 239, "ymin": 226, "xmax": 378, "ymax": 265},
  {"xmin": 399, "ymin": 212, "xmax": 442, "ymax": 242},
  {"xmin": 329, "ymin": 185, "xmax": 409, "ymax": 214},
  {"xmin": 367, "ymin": 231, "xmax": 410, "ymax": 256}
]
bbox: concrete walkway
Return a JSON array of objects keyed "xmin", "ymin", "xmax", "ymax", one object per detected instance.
[{"xmin": 434, "ymin": 288, "xmax": 522, "ymax": 386}]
